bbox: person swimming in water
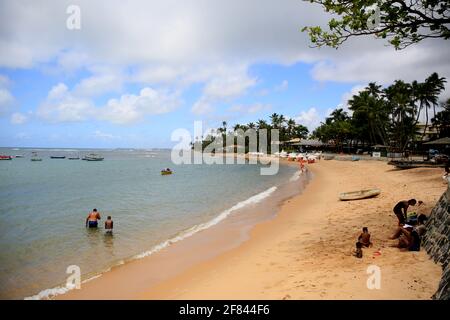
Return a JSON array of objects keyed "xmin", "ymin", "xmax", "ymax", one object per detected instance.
[
  {"xmin": 86, "ymin": 208, "xmax": 101, "ymax": 228},
  {"xmin": 105, "ymin": 216, "xmax": 113, "ymax": 234}
]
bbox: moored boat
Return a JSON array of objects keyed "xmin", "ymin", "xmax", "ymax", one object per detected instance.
[
  {"xmin": 339, "ymin": 188, "xmax": 381, "ymax": 201},
  {"xmin": 50, "ymin": 156, "xmax": 66, "ymax": 159},
  {"xmin": 31, "ymin": 152, "xmax": 42, "ymax": 161},
  {"xmin": 82, "ymin": 153, "xmax": 104, "ymax": 161},
  {"xmin": 0, "ymin": 155, "xmax": 12, "ymax": 160}
]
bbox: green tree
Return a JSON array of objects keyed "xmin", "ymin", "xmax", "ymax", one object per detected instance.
[
  {"xmin": 302, "ymin": 0, "xmax": 450, "ymax": 49},
  {"xmin": 431, "ymin": 99, "xmax": 450, "ymax": 138}
]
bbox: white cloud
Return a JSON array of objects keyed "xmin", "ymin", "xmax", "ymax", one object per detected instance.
[
  {"xmin": 100, "ymin": 87, "xmax": 181, "ymax": 124},
  {"xmin": 275, "ymin": 80, "xmax": 288, "ymax": 92},
  {"xmin": 37, "ymin": 83, "xmax": 94, "ymax": 122},
  {"xmin": 337, "ymin": 84, "xmax": 367, "ymax": 113},
  {"xmin": 191, "ymin": 99, "xmax": 213, "ymax": 115},
  {"xmin": 295, "ymin": 107, "xmax": 321, "ymax": 131},
  {"xmin": 10, "ymin": 112, "xmax": 27, "ymax": 124},
  {"xmin": 1, "ymin": 0, "xmax": 450, "ymax": 129},
  {"xmin": 0, "ymin": 74, "xmax": 14, "ymax": 115},
  {"xmin": 0, "ymin": 88, "xmax": 14, "ymax": 115},
  {"xmin": 203, "ymin": 73, "xmax": 256, "ymax": 100},
  {"xmin": 74, "ymin": 72, "xmax": 123, "ymax": 97},
  {"xmin": 37, "ymin": 82, "xmax": 180, "ymax": 124},
  {"xmin": 191, "ymin": 66, "xmax": 257, "ymax": 115}
]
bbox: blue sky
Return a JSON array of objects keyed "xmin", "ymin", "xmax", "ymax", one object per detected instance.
[{"xmin": 0, "ymin": 0, "xmax": 449, "ymax": 148}]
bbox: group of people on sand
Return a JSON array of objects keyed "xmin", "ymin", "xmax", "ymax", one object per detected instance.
[
  {"xmin": 86, "ymin": 208, "xmax": 114, "ymax": 234},
  {"xmin": 389, "ymin": 199, "xmax": 427, "ymax": 251},
  {"xmin": 353, "ymin": 198, "xmax": 428, "ymax": 258}
]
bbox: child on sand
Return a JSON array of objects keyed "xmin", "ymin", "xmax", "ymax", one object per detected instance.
[
  {"xmin": 358, "ymin": 227, "xmax": 373, "ymax": 247},
  {"xmin": 353, "ymin": 242, "xmax": 363, "ymax": 258},
  {"xmin": 105, "ymin": 216, "xmax": 113, "ymax": 234}
]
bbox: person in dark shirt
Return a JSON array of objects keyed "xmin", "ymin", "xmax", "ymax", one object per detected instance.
[{"xmin": 393, "ymin": 199, "xmax": 416, "ymax": 225}]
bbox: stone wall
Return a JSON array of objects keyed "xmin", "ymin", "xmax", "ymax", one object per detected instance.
[{"xmin": 423, "ymin": 183, "xmax": 450, "ymax": 300}]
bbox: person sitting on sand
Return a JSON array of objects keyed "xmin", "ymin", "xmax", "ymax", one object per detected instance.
[
  {"xmin": 353, "ymin": 242, "xmax": 363, "ymax": 258},
  {"xmin": 86, "ymin": 208, "xmax": 101, "ymax": 228},
  {"xmin": 391, "ymin": 224, "xmax": 414, "ymax": 249},
  {"xmin": 393, "ymin": 199, "xmax": 416, "ymax": 225},
  {"xmin": 358, "ymin": 227, "xmax": 373, "ymax": 247},
  {"xmin": 414, "ymin": 214, "xmax": 428, "ymax": 237},
  {"xmin": 105, "ymin": 216, "xmax": 113, "ymax": 234}
]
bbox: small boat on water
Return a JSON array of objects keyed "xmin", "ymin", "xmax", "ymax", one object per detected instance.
[
  {"xmin": 339, "ymin": 188, "xmax": 381, "ymax": 201},
  {"xmin": 68, "ymin": 157, "xmax": 80, "ymax": 160},
  {"xmin": 15, "ymin": 155, "xmax": 24, "ymax": 158},
  {"xmin": 0, "ymin": 155, "xmax": 12, "ymax": 160},
  {"xmin": 161, "ymin": 168, "xmax": 173, "ymax": 175},
  {"xmin": 31, "ymin": 152, "xmax": 42, "ymax": 162},
  {"xmin": 82, "ymin": 153, "xmax": 104, "ymax": 161},
  {"xmin": 50, "ymin": 156, "xmax": 66, "ymax": 159}
]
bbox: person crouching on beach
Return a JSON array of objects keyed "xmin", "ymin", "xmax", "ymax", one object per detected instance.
[
  {"xmin": 393, "ymin": 199, "xmax": 416, "ymax": 225},
  {"xmin": 105, "ymin": 216, "xmax": 113, "ymax": 234},
  {"xmin": 86, "ymin": 208, "xmax": 101, "ymax": 228},
  {"xmin": 358, "ymin": 227, "xmax": 373, "ymax": 248}
]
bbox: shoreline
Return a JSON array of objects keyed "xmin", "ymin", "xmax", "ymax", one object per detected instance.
[
  {"xmin": 55, "ymin": 159, "xmax": 307, "ymax": 300},
  {"xmin": 59, "ymin": 159, "xmax": 444, "ymax": 299},
  {"xmin": 142, "ymin": 160, "xmax": 444, "ymax": 299}
]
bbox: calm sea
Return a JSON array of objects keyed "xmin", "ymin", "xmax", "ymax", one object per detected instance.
[{"xmin": 0, "ymin": 148, "xmax": 300, "ymax": 299}]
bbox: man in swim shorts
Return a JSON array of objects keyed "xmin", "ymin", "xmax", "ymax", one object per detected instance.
[
  {"xmin": 393, "ymin": 199, "xmax": 416, "ymax": 225},
  {"xmin": 105, "ymin": 216, "xmax": 113, "ymax": 234},
  {"xmin": 86, "ymin": 208, "xmax": 101, "ymax": 228}
]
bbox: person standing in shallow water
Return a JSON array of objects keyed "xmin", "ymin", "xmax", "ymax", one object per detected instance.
[
  {"xmin": 105, "ymin": 216, "xmax": 113, "ymax": 234},
  {"xmin": 86, "ymin": 208, "xmax": 101, "ymax": 228}
]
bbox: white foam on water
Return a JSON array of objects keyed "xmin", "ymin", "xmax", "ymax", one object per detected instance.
[
  {"xmin": 289, "ymin": 170, "xmax": 303, "ymax": 182},
  {"xmin": 133, "ymin": 186, "xmax": 277, "ymax": 259},
  {"xmin": 24, "ymin": 186, "xmax": 278, "ymax": 300}
]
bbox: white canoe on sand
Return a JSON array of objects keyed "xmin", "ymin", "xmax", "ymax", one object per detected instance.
[{"xmin": 339, "ymin": 188, "xmax": 381, "ymax": 201}]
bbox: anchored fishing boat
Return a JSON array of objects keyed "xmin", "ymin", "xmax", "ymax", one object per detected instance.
[
  {"xmin": 31, "ymin": 152, "xmax": 42, "ymax": 162},
  {"xmin": 339, "ymin": 188, "xmax": 381, "ymax": 201},
  {"xmin": 0, "ymin": 155, "xmax": 12, "ymax": 160},
  {"xmin": 82, "ymin": 153, "xmax": 104, "ymax": 161}
]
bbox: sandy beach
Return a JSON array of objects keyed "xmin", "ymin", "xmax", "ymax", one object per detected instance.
[{"xmin": 62, "ymin": 159, "xmax": 445, "ymax": 300}]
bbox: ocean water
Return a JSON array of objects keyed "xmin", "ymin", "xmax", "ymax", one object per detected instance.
[{"xmin": 0, "ymin": 148, "xmax": 300, "ymax": 299}]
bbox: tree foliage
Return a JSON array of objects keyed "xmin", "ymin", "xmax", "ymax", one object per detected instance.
[
  {"xmin": 312, "ymin": 72, "xmax": 446, "ymax": 152},
  {"xmin": 302, "ymin": 0, "xmax": 450, "ymax": 49}
]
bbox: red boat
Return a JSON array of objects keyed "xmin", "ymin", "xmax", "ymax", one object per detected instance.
[{"xmin": 0, "ymin": 155, "xmax": 12, "ymax": 160}]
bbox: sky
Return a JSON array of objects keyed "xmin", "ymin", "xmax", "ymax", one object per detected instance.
[{"xmin": 0, "ymin": 0, "xmax": 449, "ymax": 148}]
